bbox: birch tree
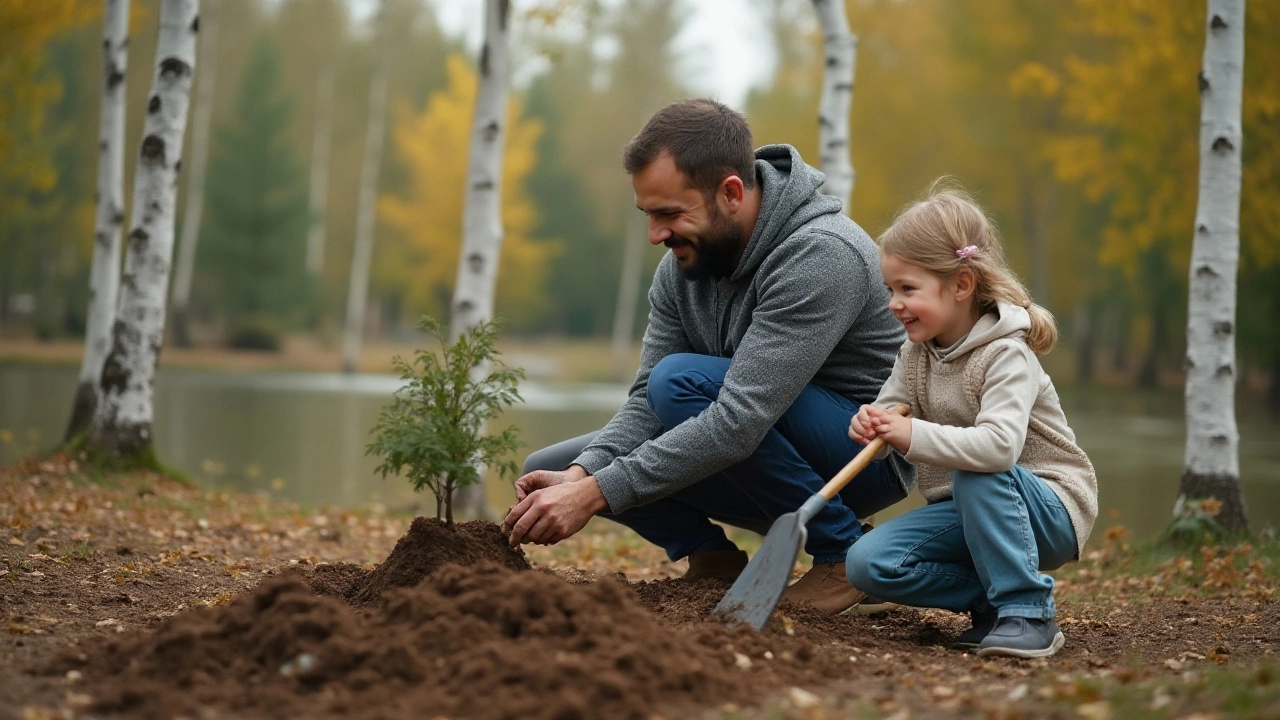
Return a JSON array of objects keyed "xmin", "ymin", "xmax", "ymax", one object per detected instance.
[
  {"xmin": 450, "ymin": 0, "xmax": 512, "ymax": 340},
  {"xmin": 86, "ymin": 0, "xmax": 199, "ymax": 461},
  {"xmin": 1178, "ymin": 0, "xmax": 1248, "ymax": 535},
  {"xmin": 169, "ymin": 0, "xmax": 219, "ymax": 347},
  {"xmin": 448, "ymin": 0, "xmax": 513, "ymax": 519},
  {"xmin": 812, "ymin": 0, "xmax": 856, "ymax": 209},
  {"xmin": 66, "ymin": 0, "xmax": 131, "ymax": 441},
  {"xmin": 341, "ymin": 0, "xmax": 389, "ymax": 374}
]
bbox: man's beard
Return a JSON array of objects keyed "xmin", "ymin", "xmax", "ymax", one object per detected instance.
[{"xmin": 666, "ymin": 209, "xmax": 744, "ymax": 281}]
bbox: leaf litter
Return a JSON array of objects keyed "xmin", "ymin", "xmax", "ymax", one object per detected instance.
[{"xmin": 2, "ymin": 454, "xmax": 1277, "ymax": 719}]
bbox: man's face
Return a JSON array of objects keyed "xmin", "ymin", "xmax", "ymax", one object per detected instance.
[{"xmin": 631, "ymin": 153, "xmax": 745, "ymax": 280}]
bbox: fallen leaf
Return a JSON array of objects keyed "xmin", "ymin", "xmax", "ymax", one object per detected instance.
[
  {"xmin": 9, "ymin": 537, "xmax": 24, "ymax": 546},
  {"xmin": 787, "ymin": 687, "xmax": 820, "ymax": 709}
]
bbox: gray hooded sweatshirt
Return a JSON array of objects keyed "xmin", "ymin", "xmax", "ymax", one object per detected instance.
[{"xmin": 575, "ymin": 145, "xmax": 906, "ymax": 513}]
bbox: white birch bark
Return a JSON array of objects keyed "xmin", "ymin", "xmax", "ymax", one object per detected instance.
[
  {"xmin": 305, "ymin": 63, "xmax": 335, "ymax": 278},
  {"xmin": 449, "ymin": 0, "xmax": 511, "ymax": 340},
  {"xmin": 169, "ymin": 0, "xmax": 219, "ymax": 347},
  {"xmin": 449, "ymin": 0, "xmax": 512, "ymax": 520},
  {"xmin": 341, "ymin": 2, "xmax": 389, "ymax": 374},
  {"xmin": 67, "ymin": 0, "xmax": 132, "ymax": 441},
  {"xmin": 812, "ymin": 0, "xmax": 856, "ymax": 210},
  {"xmin": 89, "ymin": 0, "xmax": 199, "ymax": 457},
  {"xmin": 1179, "ymin": 0, "xmax": 1248, "ymax": 534}
]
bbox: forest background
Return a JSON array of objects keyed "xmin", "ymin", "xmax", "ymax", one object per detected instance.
[{"xmin": 1, "ymin": 0, "xmax": 1278, "ymax": 405}]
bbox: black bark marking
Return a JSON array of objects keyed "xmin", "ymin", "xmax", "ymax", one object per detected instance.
[
  {"xmin": 826, "ymin": 56, "xmax": 838, "ymax": 68},
  {"xmin": 1216, "ymin": 364, "xmax": 1234, "ymax": 378},
  {"xmin": 1198, "ymin": 71, "xmax": 1209, "ymax": 92},
  {"xmin": 1213, "ymin": 320, "xmax": 1233, "ymax": 336},
  {"xmin": 827, "ymin": 139, "xmax": 848, "ymax": 150},
  {"xmin": 192, "ymin": 14, "xmax": 199, "ymax": 32},
  {"xmin": 107, "ymin": 64, "xmax": 125, "ymax": 90},
  {"xmin": 159, "ymin": 58, "xmax": 192, "ymax": 79},
  {"xmin": 128, "ymin": 229, "xmax": 150, "ymax": 254},
  {"xmin": 141, "ymin": 135, "xmax": 166, "ymax": 164},
  {"xmin": 1211, "ymin": 14, "xmax": 1227, "ymax": 29},
  {"xmin": 457, "ymin": 299, "xmax": 475, "ymax": 314},
  {"xmin": 1197, "ymin": 223, "xmax": 1209, "ymax": 234},
  {"xmin": 483, "ymin": 120, "xmax": 500, "ymax": 142},
  {"xmin": 100, "ymin": 322, "xmax": 131, "ymax": 393},
  {"xmin": 835, "ymin": 82, "xmax": 853, "ymax": 92},
  {"xmin": 112, "ymin": 210, "xmax": 125, "ymax": 225},
  {"xmin": 467, "ymin": 253, "xmax": 485, "ymax": 273},
  {"xmin": 473, "ymin": 179, "xmax": 494, "ymax": 191},
  {"xmin": 1195, "ymin": 265, "xmax": 1219, "ymax": 279},
  {"xmin": 498, "ymin": 0, "xmax": 511, "ymax": 31},
  {"xmin": 100, "ymin": 140, "xmax": 108, "ymax": 151},
  {"xmin": 175, "ymin": 160, "xmax": 182, "ymax": 175},
  {"xmin": 148, "ymin": 94, "xmax": 161, "ymax": 114},
  {"xmin": 480, "ymin": 43, "xmax": 490, "ymax": 77},
  {"xmin": 1212, "ymin": 136, "xmax": 1234, "ymax": 153}
]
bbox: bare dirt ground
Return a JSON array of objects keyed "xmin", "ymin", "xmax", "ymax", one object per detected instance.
[{"xmin": 2, "ymin": 456, "xmax": 1277, "ymax": 720}]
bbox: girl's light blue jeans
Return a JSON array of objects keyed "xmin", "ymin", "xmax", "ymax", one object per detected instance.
[
  {"xmin": 846, "ymin": 465, "xmax": 1077, "ymax": 620},
  {"xmin": 523, "ymin": 353, "xmax": 911, "ymax": 565}
]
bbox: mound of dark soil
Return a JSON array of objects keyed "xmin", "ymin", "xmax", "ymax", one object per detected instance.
[
  {"xmin": 76, "ymin": 563, "xmax": 842, "ymax": 720},
  {"xmin": 344, "ymin": 517, "xmax": 530, "ymax": 606}
]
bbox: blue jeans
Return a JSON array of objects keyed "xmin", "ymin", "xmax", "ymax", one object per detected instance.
[
  {"xmin": 522, "ymin": 353, "xmax": 910, "ymax": 564},
  {"xmin": 846, "ymin": 465, "xmax": 1077, "ymax": 620}
]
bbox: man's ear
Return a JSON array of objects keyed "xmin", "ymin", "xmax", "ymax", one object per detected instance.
[
  {"xmin": 954, "ymin": 267, "xmax": 977, "ymax": 302},
  {"xmin": 720, "ymin": 175, "xmax": 745, "ymax": 212}
]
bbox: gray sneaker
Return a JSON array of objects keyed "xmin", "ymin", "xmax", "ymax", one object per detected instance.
[
  {"xmin": 954, "ymin": 610, "xmax": 998, "ymax": 649},
  {"xmin": 976, "ymin": 617, "xmax": 1065, "ymax": 659}
]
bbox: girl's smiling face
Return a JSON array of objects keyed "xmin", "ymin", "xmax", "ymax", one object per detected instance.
[{"xmin": 880, "ymin": 252, "xmax": 978, "ymax": 347}]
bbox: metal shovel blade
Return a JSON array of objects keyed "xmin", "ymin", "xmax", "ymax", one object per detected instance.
[{"xmin": 711, "ymin": 512, "xmax": 806, "ymax": 630}]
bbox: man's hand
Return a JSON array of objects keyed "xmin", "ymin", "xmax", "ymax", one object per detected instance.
[
  {"xmin": 504, "ymin": 475, "xmax": 607, "ymax": 548},
  {"xmin": 513, "ymin": 465, "xmax": 586, "ymax": 501},
  {"xmin": 865, "ymin": 405, "xmax": 912, "ymax": 453}
]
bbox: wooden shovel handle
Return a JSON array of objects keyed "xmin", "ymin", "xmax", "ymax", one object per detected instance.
[{"xmin": 816, "ymin": 403, "xmax": 910, "ymax": 501}]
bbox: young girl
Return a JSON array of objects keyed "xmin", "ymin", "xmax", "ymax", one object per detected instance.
[{"xmin": 846, "ymin": 185, "xmax": 1097, "ymax": 659}]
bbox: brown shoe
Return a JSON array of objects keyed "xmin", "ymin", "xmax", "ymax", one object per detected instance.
[
  {"xmin": 683, "ymin": 548, "xmax": 749, "ymax": 581},
  {"xmin": 782, "ymin": 561, "xmax": 866, "ymax": 615}
]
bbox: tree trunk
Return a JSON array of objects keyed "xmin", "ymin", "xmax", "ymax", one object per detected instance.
[
  {"xmin": 1177, "ymin": 0, "xmax": 1247, "ymax": 536},
  {"xmin": 341, "ymin": 1, "xmax": 389, "ymax": 374},
  {"xmin": 88, "ymin": 0, "xmax": 199, "ymax": 460},
  {"xmin": 168, "ymin": 0, "xmax": 218, "ymax": 348},
  {"xmin": 305, "ymin": 62, "xmax": 335, "ymax": 279},
  {"xmin": 812, "ymin": 0, "xmax": 856, "ymax": 209},
  {"xmin": 67, "ymin": 0, "xmax": 132, "ymax": 442},
  {"xmin": 449, "ymin": 0, "xmax": 512, "ymax": 521},
  {"xmin": 610, "ymin": 211, "xmax": 645, "ymax": 380}
]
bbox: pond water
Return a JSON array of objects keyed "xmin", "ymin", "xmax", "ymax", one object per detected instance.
[{"xmin": 2, "ymin": 363, "xmax": 1277, "ymax": 547}]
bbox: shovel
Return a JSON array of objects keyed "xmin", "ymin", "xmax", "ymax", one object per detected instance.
[{"xmin": 712, "ymin": 403, "xmax": 910, "ymax": 630}]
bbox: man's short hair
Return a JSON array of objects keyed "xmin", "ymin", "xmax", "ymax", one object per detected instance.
[{"xmin": 622, "ymin": 98, "xmax": 757, "ymax": 197}]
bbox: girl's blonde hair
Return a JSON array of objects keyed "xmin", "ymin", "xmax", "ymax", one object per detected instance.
[{"xmin": 879, "ymin": 180, "xmax": 1058, "ymax": 354}]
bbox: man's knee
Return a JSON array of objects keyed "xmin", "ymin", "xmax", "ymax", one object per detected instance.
[
  {"xmin": 646, "ymin": 353, "xmax": 713, "ymax": 418},
  {"xmin": 521, "ymin": 432, "xmax": 599, "ymax": 475}
]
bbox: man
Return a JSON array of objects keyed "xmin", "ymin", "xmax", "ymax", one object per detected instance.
[{"xmin": 503, "ymin": 99, "xmax": 911, "ymax": 614}]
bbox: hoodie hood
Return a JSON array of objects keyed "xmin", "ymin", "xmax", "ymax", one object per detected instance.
[
  {"xmin": 930, "ymin": 302, "xmax": 1031, "ymax": 362},
  {"xmin": 730, "ymin": 144, "xmax": 843, "ymax": 281}
]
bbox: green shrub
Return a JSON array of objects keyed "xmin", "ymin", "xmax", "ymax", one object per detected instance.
[{"xmin": 366, "ymin": 316, "xmax": 524, "ymax": 525}]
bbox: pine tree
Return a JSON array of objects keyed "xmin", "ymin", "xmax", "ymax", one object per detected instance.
[{"xmin": 200, "ymin": 36, "xmax": 309, "ymax": 348}]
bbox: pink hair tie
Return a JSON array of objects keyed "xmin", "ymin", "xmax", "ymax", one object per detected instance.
[{"xmin": 956, "ymin": 245, "xmax": 980, "ymax": 260}]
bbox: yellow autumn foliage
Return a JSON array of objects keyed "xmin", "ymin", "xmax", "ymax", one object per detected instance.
[
  {"xmin": 1052, "ymin": 0, "xmax": 1280, "ymax": 276},
  {"xmin": 377, "ymin": 54, "xmax": 558, "ymax": 327},
  {"xmin": 0, "ymin": 0, "xmax": 96, "ymax": 196}
]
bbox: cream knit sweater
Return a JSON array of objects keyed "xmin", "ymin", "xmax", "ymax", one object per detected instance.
[{"xmin": 872, "ymin": 303, "xmax": 1098, "ymax": 554}]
